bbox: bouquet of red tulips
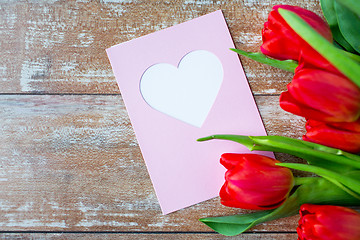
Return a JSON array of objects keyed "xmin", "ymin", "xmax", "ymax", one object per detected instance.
[{"xmin": 199, "ymin": 1, "xmax": 360, "ymax": 239}]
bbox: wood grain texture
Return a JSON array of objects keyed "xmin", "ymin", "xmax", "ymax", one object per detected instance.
[
  {"xmin": 0, "ymin": 95, "xmax": 305, "ymax": 231},
  {"xmin": 0, "ymin": 0, "xmax": 323, "ymax": 94},
  {"xmin": 0, "ymin": 0, "xmax": 323, "ymax": 238},
  {"xmin": 0, "ymin": 233, "xmax": 298, "ymax": 240}
]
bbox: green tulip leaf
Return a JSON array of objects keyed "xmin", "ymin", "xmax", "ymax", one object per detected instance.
[
  {"xmin": 198, "ymin": 135, "xmax": 360, "ymax": 172},
  {"xmin": 336, "ymin": 0, "xmax": 360, "ymax": 16},
  {"xmin": 278, "ymin": 8, "xmax": 360, "ymax": 89},
  {"xmin": 332, "ymin": 26, "xmax": 358, "ymax": 52},
  {"xmin": 199, "ymin": 178, "xmax": 360, "ymax": 236},
  {"xmin": 334, "ymin": 0, "xmax": 360, "ymax": 54},
  {"xmin": 321, "ymin": 176, "xmax": 360, "ymax": 200},
  {"xmin": 277, "ymin": 163, "xmax": 360, "ymax": 196},
  {"xmin": 249, "ymin": 136, "xmax": 360, "ymax": 172},
  {"xmin": 200, "ymin": 210, "xmax": 273, "ymax": 236},
  {"xmin": 230, "ymin": 48, "xmax": 298, "ymax": 72},
  {"xmin": 320, "ymin": 0, "xmax": 357, "ymax": 52},
  {"xmin": 343, "ymin": 50, "xmax": 360, "ymax": 63},
  {"xmin": 197, "ymin": 135, "xmax": 255, "ymax": 150},
  {"xmin": 321, "ymin": 0, "xmax": 338, "ymax": 25}
]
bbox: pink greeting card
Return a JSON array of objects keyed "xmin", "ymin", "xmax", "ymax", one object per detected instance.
[{"xmin": 106, "ymin": 10, "xmax": 272, "ymax": 214}]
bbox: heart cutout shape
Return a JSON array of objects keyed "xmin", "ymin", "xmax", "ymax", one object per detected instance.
[{"xmin": 140, "ymin": 50, "xmax": 223, "ymax": 128}]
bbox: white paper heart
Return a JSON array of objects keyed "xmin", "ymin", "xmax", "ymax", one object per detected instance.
[{"xmin": 140, "ymin": 50, "xmax": 223, "ymax": 128}]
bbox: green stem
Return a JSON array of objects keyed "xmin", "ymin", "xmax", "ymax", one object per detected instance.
[
  {"xmin": 294, "ymin": 177, "xmax": 317, "ymax": 185},
  {"xmin": 200, "ymin": 178, "xmax": 360, "ymax": 236},
  {"xmin": 250, "ymin": 136, "xmax": 360, "ymax": 169},
  {"xmin": 343, "ymin": 50, "xmax": 360, "ymax": 62},
  {"xmin": 277, "ymin": 163, "xmax": 360, "ymax": 196},
  {"xmin": 197, "ymin": 135, "xmax": 360, "ymax": 171}
]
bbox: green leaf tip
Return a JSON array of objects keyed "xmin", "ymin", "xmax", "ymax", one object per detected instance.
[
  {"xmin": 197, "ymin": 134, "xmax": 255, "ymax": 150},
  {"xmin": 230, "ymin": 48, "xmax": 298, "ymax": 72},
  {"xmin": 197, "ymin": 136, "xmax": 215, "ymax": 142}
]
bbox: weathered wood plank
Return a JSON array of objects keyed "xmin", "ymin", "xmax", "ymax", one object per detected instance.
[
  {"xmin": 0, "ymin": 233, "xmax": 298, "ymax": 240},
  {"xmin": 0, "ymin": 0, "xmax": 323, "ymax": 94},
  {"xmin": 0, "ymin": 95, "xmax": 305, "ymax": 231}
]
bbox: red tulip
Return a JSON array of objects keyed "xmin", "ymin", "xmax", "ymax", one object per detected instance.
[
  {"xmin": 220, "ymin": 153, "xmax": 294, "ymax": 210},
  {"xmin": 261, "ymin": 5, "xmax": 332, "ymax": 61},
  {"xmin": 280, "ymin": 68, "xmax": 360, "ymax": 122},
  {"xmin": 297, "ymin": 48, "xmax": 339, "ymax": 74},
  {"xmin": 303, "ymin": 119, "xmax": 360, "ymax": 153},
  {"xmin": 297, "ymin": 204, "xmax": 360, "ymax": 240}
]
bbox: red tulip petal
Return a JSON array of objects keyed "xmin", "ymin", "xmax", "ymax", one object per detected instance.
[
  {"xmin": 261, "ymin": 5, "xmax": 332, "ymax": 61},
  {"xmin": 280, "ymin": 91, "xmax": 337, "ymax": 121},
  {"xmin": 304, "ymin": 124, "xmax": 360, "ymax": 153}
]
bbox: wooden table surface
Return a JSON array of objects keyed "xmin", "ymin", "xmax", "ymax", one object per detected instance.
[{"xmin": 0, "ymin": 0, "xmax": 324, "ymax": 239}]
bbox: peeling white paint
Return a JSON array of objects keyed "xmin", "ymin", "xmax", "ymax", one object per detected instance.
[
  {"xmin": 105, "ymin": 4, "xmax": 127, "ymax": 15},
  {"xmin": 103, "ymin": 213, "xmax": 136, "ymax": 217},
  {"xmin": 20, "ymin": 59, "xmax": 48, "ymax": 92},
  {"xmin": 243, "ymin": 0, "xmax": 271, "ymax": 7},
  {"xmin": 263, "ymin": 89, "xmax": 276, "ymax": 94},
  {"xmin": 0, "ymin": 201, "xmax": 12, "ymax": 211},
  {"xmin": 246, "ymin": 71, "xmax": 279, "ymax": 79},
  {"xmin": 77, "ymin": 219, "xmax": 138, "ymax": 227},
  {"xmin": 25, "ymin": 24, "xmax": 65, "ymax": 50},
  {"xmin": 0, "ymin": 65, "xmax": 7, "ymax": 77},
  {"xmin": 61, "ymin": 61, "xmax": 79, "ymax": 73},
  {"xmin": 0, "ymin": 12, "xmax": 16, "ymax": 29},
  {"xmin": 237, "ymin": 32, "xmax": 262, "ymax": 46},
  {"xmin": 147, "ymin": 216, "xmax": 180, "ymax": 228},
  {"xmin": 0, "ymin": 219, "xmax": 67, "ymax": 228},
  {"xmin": 16, "ymin": 202, "xmax": 34, "ymax": 211},
  {"xmin": 74, "ymin": 69, "xmax": 115, "ymax": 83},
  {"xmin": 183, "ymin": 0, "xmax": 221, "ymax": 5},
  {"xmin": 25, "ymin": 0, "xmax": 58, "ymax": 3},
  {"xmin": 76, "ymin": 33, "xmax": 94, "ymax": 47},
  {"xmin": 101, "ymin": 0, "xmax": 135, "ymax": 3}
]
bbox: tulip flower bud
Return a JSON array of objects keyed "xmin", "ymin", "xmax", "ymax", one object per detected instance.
[
  {"xmin": 303, "ymin": 119, "xmax": 360, "ymax": 153},
  {"xmin": 219, "ymin": 153, "xmax": 294, "ymax": 210},
  {"xmin": 261, "ymin": 5, "xmax": 332, "ymax": 61},
  {"xmin": 280, "ymin": 68, "xmax": 360, "ymax": 122},
  {"xmin": 297, "ymin": 204, "xmax": 360, "ymax": 240},
  {"xmin": 296, "ymin": 48, "xmax": 339, "ymax": 74}
]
